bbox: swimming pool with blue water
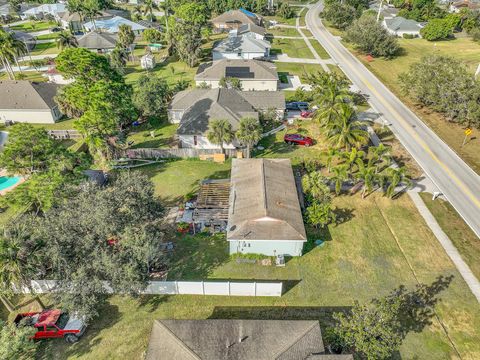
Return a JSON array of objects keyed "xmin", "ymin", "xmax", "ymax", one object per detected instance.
[{"xmin": 0, "ymin": 176, "xmax": 21, "ymax": 191}]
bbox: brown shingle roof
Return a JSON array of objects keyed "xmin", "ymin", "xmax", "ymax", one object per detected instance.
[
  {"xmin": 211, "ymin": 9, "xmax": 261, "ymax": 26},
  {"xmin": 0, "ymin": 81, "xmax": 60, "ymax": 110},
  {"xmin": 227, "ymin": 158, "xmax": 307, "ymax": 242}
]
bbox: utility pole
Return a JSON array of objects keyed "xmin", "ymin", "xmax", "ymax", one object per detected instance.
[
  {"xmin": 376, "ymin": 0, "xmax": 383, "ymax": 22},
  {"xmin": 268, "ymin": 0, "xmax": 274, "ymax": 12}
]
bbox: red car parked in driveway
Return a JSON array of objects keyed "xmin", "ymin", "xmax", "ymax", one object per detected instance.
[
  {"xmin": 300, "ymin": 110, "xmax": 314, "ymax": 118},
  {"xmin": 284, "ymin": 133, "xmax": 314, "ymax": 146},
  {"xmin": 14, "ymin": 309, "xmax": 87, "ymax": 343}
]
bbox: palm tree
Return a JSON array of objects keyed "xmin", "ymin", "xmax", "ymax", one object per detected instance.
[
  {"xmin": 83, "ymin": 0, "xmax": 101, "ymax": 30},
  {"xmin": 384, "ymin": 166, "xmax": 412, "ymax": 198},
  {"xmin": 143, "ymin": 0, "xmax": 158, "ymax": 22},
  {"xmin": 301, "ymin": 171, "xmax": 332, "ymax": 203},
  {"xmin": 56, "ymin": 31, "xmax": 78, "ymax": 50},
  {"xmin": 0, "ymin": 220, "xmax": 45, "ymax": 312},
  {"xmin": 0, "ymin": 30, "xmax": 25, "ymax": 80},
  {"xmin": 325, "ymin": 103, "xmax": 368, "ymax": 151},
  {"xmin": 330, "ymin": 164, "xmax": 349, "ymax": 195},
  {"xmin": 369, "ymin": 144, "xmax": 391, "ymax": 172},
  {"xmin": 324, "ymin": 148, "xmax": 338, "ymax": 172},
  {"xmin": 206, "ymin": 119, "xmax": 234, "ymax": 154},
  {"xmin": 159, "ymin": 0, "xmax": 170, "ymax": 32},
  {"xmin": 341, "ymin": 147, "xmax": 365, "ymax": 173},
  {"xmin": 355, "ymin": 158, "xmax": 379, "ymax": 199},
  {"xmin": 132, "ymin": 5, "xmax": 143, "ymax": 21},
  {"xmin": 236, "ymin": 117, "xmax": 262, "ymax": 158}
]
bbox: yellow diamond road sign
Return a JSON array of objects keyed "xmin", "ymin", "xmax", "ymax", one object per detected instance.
[{"xmin": 465, "ymin": 128, "xmax": 472, "ymax": 136}]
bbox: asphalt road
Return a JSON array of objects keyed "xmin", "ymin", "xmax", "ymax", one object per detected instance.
[{"xmin": 306, "ymin": 2, "xmax": 480, "ymax": 238}]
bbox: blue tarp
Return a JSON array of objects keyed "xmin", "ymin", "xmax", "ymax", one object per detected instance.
[{"xmin": 239, "ymin": 8, "xmax": 256, "ymax": 18}]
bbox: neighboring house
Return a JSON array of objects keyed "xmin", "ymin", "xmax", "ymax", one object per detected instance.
[
  {"xmin": 230, "ymin": 23, "xmax": 267, "ymax": 40},
  {"xmin": 168, "ymin": 88, "xmax": 285, "ymax": 149},
  {"xmin": 43, "ymin": 68, "xmax": 74, "ymax": 85},
  {"xmin": 227, "ymin": 158, "xmax": 307, "ymax": 257},
  {"xmin": 212, "ymin": 35, "xmax": 271, "ymax": 60},
  {"xmin": 59, "ymin": 11, "xmax": 83, "ymax": 33},
  {"xmin": 369, "ymin": 2, "xmax": 399, "ymax": 19},
  {"xmin": 383, "ymin": 16, "xmax": 425, "ymax": 37},
  {"xmin": 83, "ymin": 16, "xmax": 147, "ymax": 35},
  {"xmin": 21, "ymin": 3, "xmax": 66, "ymax": 20},
  {"xmin": 77, "ymin": 31, "xmax": 118, "ymax": 53},
  {"xmin": 0, "ymin": 81, "xmax": 62, "ymax": 124},
  {"xmin": 195, "ymin": 59, "xmax": 279, "ymax": 91},
  {"xmin": 211, "ymin": 8, "xmax": 263, "ymax": 32},
  {"xmin": 450, "ymin": 0, "xmax": 480, "ymax": 12},
  {"xmin": 146, "ymin": 319, "xmax": 354, "ymax": 360},
  {"xmin": 9, "ymin": 30, "xmax": 36, "ymax": 51},
  {"xmin": 141, "ymin": 53, "xmax": 155, "ymax": 69}
]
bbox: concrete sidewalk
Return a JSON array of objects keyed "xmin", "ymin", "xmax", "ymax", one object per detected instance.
[{"xmin": 410, "ymin": 192, "xmax": 480, "ymax": 303}]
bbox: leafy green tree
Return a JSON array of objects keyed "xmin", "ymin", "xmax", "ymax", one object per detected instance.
[
  {"xmin": 142, "ymin": 28, "xmax": 163, "ymax": 43},
  {"xmin": 108, "ymin": 47, "xmax": 128, "ymax": 74},
  {"xmin": 277, "ymin": 2, "xmax": 295, "ymax": 19},
  {"xmin": 302, "ymin": 171, "xmax": 332, "ymax": 203},
  {"xmin": 56, "ymin": 31, "xmax": 78, "ymax": 50},
  {"xmin": 236, "ymin": 117, "xmax": 262, "ymax": 158},
  {"xmin": 399, "ymin": 55, "xmax": 480, "ymax": 128},
  {"xmin": 345, "ymin": 14, "xmax": 399, "ymax": 58},
  {"xmin": 132, "ymin": 74, "xmax": 172, "ymax": 118},
  {"xmin": 340, "ymin": 147, "xmax": 365, "ymax": 172},
  {"xmin": 143, "ymin": 0, "xmax": 158, "ymax": 22},
  {"xmin": 322, "ymin": 2, "xmax": 357, "ymax": 30},
  {"xmin": 206, "ymin": 119, "xmax": 234, "ymax": 153},
  {"xmin": 37, "ymin": 172, "xmax": 166, "ymax": 321},
  {"xmin": 0, "ymin": 124, "xmax": 56, "ymax": 176},
  {"xmin": 305, "ymin": 201, "xmax": 337, "ymax": 228},
  {"xmin": 83, "ymin": 0, "xmax": 102, "ymax": 30},
  {"xmin": 333, "ymin": 296, "xmax": 403, "ymax": 359},
  {"xmin": 219, "ymin": 76, "xmax": 242, "ymax": 90},
  {"xmin": 420, "ymin": 18, "xmax": 454, "ymax": 40},
  {"xmin": 0, "ymin": 319, "xmax": 37, "ymax": 359},
  {"xmin": 117, "ymin": 24, "xmax": 135, "ymax": 50}
]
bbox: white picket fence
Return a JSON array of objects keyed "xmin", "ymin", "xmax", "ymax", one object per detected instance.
[{"xmin": 23, "ymin": 280, "xmax": 283, "ymax": 297}]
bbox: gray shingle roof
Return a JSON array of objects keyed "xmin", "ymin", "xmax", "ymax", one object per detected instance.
[
  {"xmin": 237, "ymin": 23, "xmax": 267, "ymax": 36},
  {"xmin": 146, "ymin": 320, "xmax": 336, "ymax": 360},
  {"xmin": 384, "ymin": 16, "xmax": 423, "ymax": 32},
  {"xmin": 195, "ymin": 59, "xmax": 278, "ymax": 81},
  {"xmin": 170, "ymin": 89, "xmax": 284, "ymax": 136},
  {"xmin": 0, "ymin": 81, "xmax": 60, "ymax": 110},
  {"xmin": 211, "ymin": 9, "xmax": 261, "ymax": 26},
  {"xmin": 213, "ymin": 35, "xmax": 271, "ymax": 54},
  {"xmin": 77, "ymin": 31, "xmax": 118, "ymax": 50},
  {"xmin": 227, "ymin": 158, "xmax": 307, "ymax": 242}
]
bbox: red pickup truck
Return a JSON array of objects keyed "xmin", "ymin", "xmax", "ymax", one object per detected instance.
[{"xmin": 14, "ymin": 309, "xmax": 87, "ymax": 343}]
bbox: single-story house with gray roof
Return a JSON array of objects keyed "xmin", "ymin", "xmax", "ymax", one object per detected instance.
[
  {"xmin": 228, "ymin": 158, "xmax": 307, "ymax": 256},
  {"xmin": 146, "ymin": 319, "xmax": 354, "ymax": 359},
  {"xmin": 230, "ymin": 23, "xmax": 267, "ymax": 40},
  {"xmin": 0, "ymin": 81, "xmax": 62, "ymax": 124},
  {"xmin": 382, "ymin": 16, "xmax": 425, "ymax": 37},
  {"xmin": 195, "ymin": 59, "xmax": 278, "ymax": 91},
  {"xmin": 77, "ymin": 31, "xmax": 118, "ymax": 53},
  {"xmin": 213, "ymin": 35, "xmax": 271, "ymax": 60},
  {"xmin": 168, "ymin": 88, "xmax": 284, "ymax": 149}
]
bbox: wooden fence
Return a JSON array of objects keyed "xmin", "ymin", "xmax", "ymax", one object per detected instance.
[
  {"xmin": 124, "ymin": 148, "xmax": 246, "ymax": 160},
  {"xmin": 22, "ymin": 280, "xmax": 283, "ymax": 297}
]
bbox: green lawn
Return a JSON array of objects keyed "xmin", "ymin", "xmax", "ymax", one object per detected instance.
[
  {"xmin": 30, "ymin": 193, "xmax": 480, "ymax": 359},
  {"xmin": 267, "ymin": 27, "xmax": 301, "ymax": 37},
  {"xmin": 30, "ymin": 41, "xmax": 59, "ymax": 56},
  {"xmin": 9, "ymin": 20, "xmax": 57, "ymax": 32},
  {"xmin": 30, "ymin": 118, "xmax": 77, "ymax": 130},
  {"xmin": 127, "ymin": 121, "xmax": 178, "ymax": 149},
  {"xmin": 0, "ymin": 71, "xmax": 46, "ymax": 82},
  {"xmin": 346, "ymin": 36, "xmax": 480, "ymax": 174},
  {"xmin": 264, "ymin": 15, "xmax": 299, "ymax": 26},
  {"xmin": 420, "ymin": 193, "xmax": 480, "ymax": 280},
  {"xmin": 271, "ymin": 38, "xmax": 315, "ymax": 59},
  {"xmin": 275, "ymin": 62, "xmax": 324, "ymax": 81},
  {"xmin": 36, "ymin": 33, "xmax": 61, "ymax": 40},
  {"xmin": 310, "ymin": 39, "xmax": 331, "ymax": 59}
]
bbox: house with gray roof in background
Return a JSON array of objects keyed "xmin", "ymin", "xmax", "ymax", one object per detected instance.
[
  {"xmin": 213, "ymin": 35, "xmax": 271, "ymax": 60},
  {"xmin": 168, "ymin": 88, "xmax": 285, "ymax": 149},
  {"xmin": 211, "ymin": 8, "xmax": 263, "ymax": 32},
  {"xmin": 195, "ymin": 59, "xmax": 279, "ymax": 91},
  {"xmin": 227, "ymin": 158, "xmax": 307, "ymax": 257},
  {"xmin": 146, "ymin": 319, "xmax": 354, "ymax": 360},
  {"xmin": 382, "ymin": 16, "xmax": 425, "ymax": 38},
  {"xmin": 230, "ymin": 23, "xmax": 267, "ymax": 40},
  {"xmin": 77, "ymin": 31, "xmax": 118, "ymax": 53},
  {"xmin": 0, "ymin": 81, "xmax": 62, "ymax": 124}
]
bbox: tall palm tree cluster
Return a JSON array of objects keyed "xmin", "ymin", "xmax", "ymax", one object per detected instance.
[
  {"xmin": 0, "ymin": 29, "xmax": 27, "ymax": 80},
  {"xmin": 304, "ymin": 72, "xmax": 411, "ymax": 200}
]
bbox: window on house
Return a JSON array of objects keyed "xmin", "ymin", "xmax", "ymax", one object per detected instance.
[{"xmin": 193, "ymin": 135, "xmax": 198, "ymax": 146}]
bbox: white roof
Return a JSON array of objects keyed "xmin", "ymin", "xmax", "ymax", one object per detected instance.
[
  {"xmin": 23, "ymin": 4, "xmax": 66, "ymax": 16},
  {"xmin": 83, "ymin": 16, "xmax": 147, "ymax": 33}
]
